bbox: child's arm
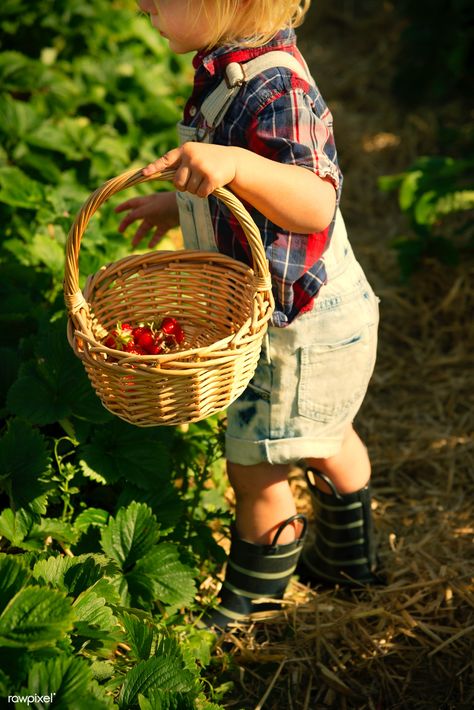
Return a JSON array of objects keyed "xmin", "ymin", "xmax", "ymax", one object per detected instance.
[{"xmin": 143, "ymin": 142, "xmax": 336, "ymax": 234}]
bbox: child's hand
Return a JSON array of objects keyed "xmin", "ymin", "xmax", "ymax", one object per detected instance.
[
  {"xmin": 115, "ymin": 192, "xmax": 179, "ymax": 248},
  {"xmin": 142, "ymin": 143, "xmax": 238, "ymax": 198}
]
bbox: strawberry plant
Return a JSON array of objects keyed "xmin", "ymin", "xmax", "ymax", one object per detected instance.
[
  {"xmin": 0, "ymin": 1, "xmax": 231, "ymax": 706},
  {"xmin": 379, "ymin": 156, "xmax": 474, "ymax": 278}
]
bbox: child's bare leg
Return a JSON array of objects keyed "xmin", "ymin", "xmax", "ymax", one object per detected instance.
[
  {"xmin": 299, "ymin": 424, "xmax": 379, "ymax": 586},
  {"xmin": 226, "ymin": 461, "xmax": 297, "ymax": 544},
  {"xmin": 226, "ymin": 425, "xmax": 369, "ymax": 545},
  {"xmin": 203, "ymin": 461, "xmax": 306, "ymax": 629},
  {"xmin": 304, "ymin": 425, "xmax": 371, "ymax": 493}
]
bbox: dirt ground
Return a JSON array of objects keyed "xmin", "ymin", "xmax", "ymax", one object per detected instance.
[{"xmin": 214, "ymin": 3, "xmax": 474, "ymax": 709}]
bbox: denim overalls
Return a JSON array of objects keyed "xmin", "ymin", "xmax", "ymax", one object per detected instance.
[{"xmin": 175, "ymin": 51, "xmax": 379, "ymax": 465}]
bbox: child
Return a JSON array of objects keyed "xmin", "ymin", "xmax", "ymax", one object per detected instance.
[{"xmin": 116, "ymin": 0, "xmax": 381, "ymax": 629}]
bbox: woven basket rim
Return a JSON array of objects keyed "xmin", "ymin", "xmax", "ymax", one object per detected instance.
[{"xmin": 63, "ymin": 167, "xmax": 275, "ymax": 426}]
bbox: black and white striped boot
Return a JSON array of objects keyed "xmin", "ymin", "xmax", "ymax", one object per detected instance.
[
  {"xmin": 202, "ymin": 513, "xmax": 307, "ymax": 631},
  {"xmin": 298, "ymin": 466, "xmax": 381, "ymax": 587}
]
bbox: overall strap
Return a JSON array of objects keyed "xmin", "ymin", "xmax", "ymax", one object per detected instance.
[{"xmin": 200, "ymin": 50, "xmax": 312, "ymax": 132}]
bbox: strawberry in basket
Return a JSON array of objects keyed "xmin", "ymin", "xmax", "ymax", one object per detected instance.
[
  {"xmin": 160, "ymin": 317, "xmax": 185, "ymax": 346},
  {"xmin": 102, "ymin": 318, "xmax": 185, "ymax": 356}
]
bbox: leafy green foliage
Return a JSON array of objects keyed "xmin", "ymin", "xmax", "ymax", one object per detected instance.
[
  {"xmin": 118, "ymin": 638, "xmax": 197, "ymax": 708},
  {"xmin": 0, "ymin": 1, "xmax": 228, "ymax": 707},
  {"xmin": 25, "ymin": 655, "xmax": 112, "ymax": 710},
  {"xmin": 379, "ymin": 156, "xmax": 474, "ymax": 277},
  {"xmin": 0, "ymin": 419, "xmax": 52, "ymax": 512},
  {"xmin": 0, "ymin": 585, "xmax": 74, "ymax": 648}
]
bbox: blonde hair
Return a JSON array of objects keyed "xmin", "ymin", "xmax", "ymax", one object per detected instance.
[{"xmin": 200, "ymin": 1, "xmax": 311, "ymax": 48}]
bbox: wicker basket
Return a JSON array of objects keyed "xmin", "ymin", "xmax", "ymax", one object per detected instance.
[{"xmin": 64, "ymin": 167, "xmax": 274, "ymax": 427}]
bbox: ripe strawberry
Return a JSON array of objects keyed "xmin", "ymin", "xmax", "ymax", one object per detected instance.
[
  {"xmin": 160, "ymin": 317, "xmax": 185, "ymax": 344},
  {"xmin": 160, "ymin": 317, "xmax": 177, "ymax": 333},
  {"xmin": 103, "ymin": 334, "xmax": 117, "ymax": 348},
  {"xmin": 124, "ymin": 340, "xmax": 145, "ymax": 354},
  {"xmin": 136, "ymin": 329, "xmax": 155, "ymax": 353},
  {"xmin": 132, "ymin": 325, "xmax": 146, "ymax": 340},
  {"xmin": 149, "ymin": 343, "xmax": 163, "ymax": 355}
]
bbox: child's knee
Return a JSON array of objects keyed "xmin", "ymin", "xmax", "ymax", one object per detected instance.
[{"xmin": 226, "ymin": 460, "xmax": 291, "ymax": 496}]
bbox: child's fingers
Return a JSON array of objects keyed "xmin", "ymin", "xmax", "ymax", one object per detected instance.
[
  {"xmin": 114, "ymin": 196, "xmax": 146, "ymax": 213},
  {"xmin": 142, "ymin": 147, "xmax": 181, "ymax": 176},
  {"xmin": 118, "ymin": 209, "xmax": 143, "ymax": 233},
  {"xmin": 173, "ymin": 164, "xmax": 191, "ymax": 191},
  {"xmin": 131, "ymin": 220, "xmax": 154, "ymax": 247},
  {"xmin": 195, "ymin": 176, "xmax": 214, "ymax": 198},
  {"xmin": 117, "ymin": 215, "xmax": 133, "ymax": 233}
]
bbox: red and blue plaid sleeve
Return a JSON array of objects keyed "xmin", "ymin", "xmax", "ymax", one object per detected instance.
[
  {"xmin": 185, "ymin": 31, "xmax": 343, "ymax": 324},
  {"xmin": 246, "ymin": 77, "xmax": 342, "ymax": 200}
]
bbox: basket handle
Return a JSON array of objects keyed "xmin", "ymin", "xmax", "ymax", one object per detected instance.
[{"xmin": 64, "ymin": 167, "xmax": 272, "ymax": 317}]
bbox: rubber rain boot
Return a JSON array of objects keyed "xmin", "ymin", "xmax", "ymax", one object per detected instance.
[
  {"xmin": 298, "ymin": 466, "xmax": 381, "ymax": 587},
  {"xmin": 202, "ymin": 513, "xmax": 307, "ymax": 631}
]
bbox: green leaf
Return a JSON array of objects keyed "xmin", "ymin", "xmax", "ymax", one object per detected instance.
[
  {"xmin": 28, "ymin": 518, "xmax": 79, "ymax": 547},
  {"xmin": 7, "ymin": 374, "xmax": 70, "ymax": 425},
  {"xmin": 117, "ymin": 483, "xmax": 184, "ymax": 534},
  {"xmin": 7, "ymin": 318, "xmax": 113, "ymax": 426},
  {"xmin": 26, "ymin": 656, "xmax": 95, "ymax": 710},
  {"xmin": 0, "ymin": 419, "xmax": 52, "ymax": 509},
  {"xmin": 74, "ymin": 508, "xmax": 110, "ymax": 532},
  {"xmin": 414, "ymin": 190, "xmax": 439, "ymax": 225},
  {"xmin": 64, "ymin": 556, "xmax": 115, "ymax": 596},
  {"xmin": 33, "ymin": 553, "xmax": 116, "ymax": 594},
  {"xmin": 399, "ymin": 169, "xmax": 423, "ymax": 212},
  {"xmin": 127, "ymin": 543, "xmax": 197, "ymax": 609},
  {"xmin": 100, "ymin": 502, "xmax": 160, "ymax": 571},
  {"xmin": 179, "ymin": 627, "xmax": 216, "ymax": 670},
  {"xmin": 78, "ymin": 460, "xmax": 108, "ymax": 485},
  {"xmin": 194, "ymin": 701, "xmax": 224, "ymax": 710},
  {"xmin": 0, "ymin": 667, "xmax": 12, "ymax": 697},
  {"xmin": 138, "ymin": 692, "xmax": 196, "ymax": 710},
  {"xmin": 90, "ymin": 132, "xmax": 131, "ymax": 179},
  {"xmin": 80, "ymin": 420, "xmax": 174, "ymax": 488},
  {"xmin": 377, "ymin": 173, "xmax": 405, "ymax": 193},
  {"xmin": 0, "ymin": 88, "xmax": 42, "ymax": 145},
  {"xmin": 72, "ymin": 589, "xmax": 119, "ymax": 635},
  {"xmin": 118, "ymin": 640, "xmax": 196, "ymax": 708},
  {"xmin": 0, "ymin": 508, "xmax": 35, "ymax": 547},
  {"xmin": 26, "ymin": 116, "xmax": 97, "ymax": 160},
  {"xmin": 17, "ymin": 150, "xmax": 63, "ymax": 184},
  {"xmin": 0, "ymin": 51, "xmax": 45, "ymax": 92},
  {"xmin": 29, "ymin": 229, "xmax": 66, "ymax": 275},
  {"xmin": 0, "ymin": 554, "xmax": 31, "ymax": 614},
  {"xmin": 0, "ymin": 166, "xmax": 45, "ymax": 209},
  {"xmin": 90, "ymin": 577, "xmax": 123, "ymax": 607},
  {"xmin": 90, "ymin": 660, "xmax": 115, "ymax": 682},
  {"xmin": 33, "ymin": 555, "xmax": 72, "ymax": 590},
  {"xmin": 434, "ymin": 189, "xmax": 474, "ymax": 219},
  {"xmin": 120, "ymin": 611, "xmax": 155, "ymax": 661},
  {"xmin": 0, "ymin": 586, "xmax": 74, "ymax": 648}
]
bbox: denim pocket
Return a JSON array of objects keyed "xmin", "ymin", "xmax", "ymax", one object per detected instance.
[{"xmin": 297, "ymin": 324, "xmax": 374, "ymax": 423}]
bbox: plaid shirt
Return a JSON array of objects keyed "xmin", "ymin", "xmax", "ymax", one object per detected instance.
[{"xmin": 184, "ymin": 29, "xmax": 343, "ymax": 325}]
